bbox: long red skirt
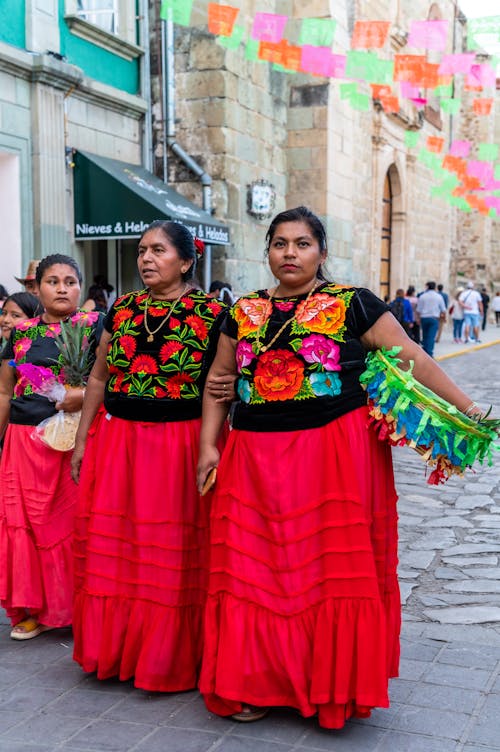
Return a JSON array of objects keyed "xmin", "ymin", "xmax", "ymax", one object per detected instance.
[
  {"xmin": 73, "ymin": 410, "xmax": 211, "ymax": 692},
  {"xmin": 0, "ymin": 424, "xmax": 76, "ymax": 627},
  {"xmin": 199, "ymin": 406, "xmax": 400, "ymax": 730}
]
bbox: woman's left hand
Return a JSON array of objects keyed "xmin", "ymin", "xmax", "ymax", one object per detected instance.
[
  {"xmin": 55, "ymin": 387, "xmax": 85, "ymax": 413},
  {"xmin": 206, "ymin": 375, "xmax": 236, "ymax": 403}
]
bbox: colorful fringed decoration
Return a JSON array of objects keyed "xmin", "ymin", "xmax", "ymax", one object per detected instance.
[{"xmin": 359, "ymin": 347, "xmax": 500, "ymax": 485}]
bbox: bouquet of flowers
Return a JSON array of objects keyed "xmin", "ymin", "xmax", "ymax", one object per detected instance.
[
  {"xmin": 359, "ymin": 347, "xmax": 500, "ymax": 484},
  {"xmin": 12, "ymin": 318, "xmax": 93, "ymax": 451}
]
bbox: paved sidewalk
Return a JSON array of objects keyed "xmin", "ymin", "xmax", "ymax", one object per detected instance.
[{"xmin": 0, "ymin": 344, "xmax": 499, "ymax": 751}]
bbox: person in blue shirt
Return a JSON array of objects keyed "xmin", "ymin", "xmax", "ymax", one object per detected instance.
[{"xmin": 389, "ymin": 289, "xmax": 414, "ymax": 334}]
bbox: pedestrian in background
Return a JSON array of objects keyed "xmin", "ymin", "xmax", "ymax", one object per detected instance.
[
  {"xmin": 435, "ymin": 284, "xmax": 449, "ymax": 343},
  {"xmin": 480, "ymin": 288, "xmax": 490, "ymax": 331},
  {"xmin": 0, "ymin": 255, "xmax": 102, "ymax": 640},
  {"xmin": 0, "ymin": 285, "xmax": 8, "ymax": 309},
  {"xmin": 492, "ymin": 291, "xmax": 500, "ymax": 326},
  {"xmin": 449, "ymin": 288, "xmax": 465, "ymax": 343},
  {"xmin": 459, "ymin": 282, "xmax": 483, "ymax": 344},
  {"xmin": 14, "ymin": 260, "xmax": 40, "ymax": 297},
  {"xmin": 405, "ymin": 285, "xmax": 420, "ymax": 343},
  {"xmin": 196, "ymin": 206, "xmax": 479, "ymax": 729},
  {"xmin": 389, "ymin": 288, "xmax": 413, "ymax": 334},
  {"xmin": 71, "ymin": 221, "xmax": 229, "ymax": 692},
  {"xmin": 416, "ymin": 281, "xmax": 446, "ymax": 357},
  {"xmin": 0, "ymin": 292, "xmax": 40, "ymax": 354}
]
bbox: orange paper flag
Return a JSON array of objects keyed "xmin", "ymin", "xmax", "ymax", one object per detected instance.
[
  {"xmin": 394, "ymin": 55, "xmax": 426, "ymax": 83},
  {"xmin": 380, "ymin": 95, "xmax": 399, "ymax": 113},
  {"xmin": 207, "ymin": 3, "xmax": 239, "ymax": 36},
  {"xmin": 426, "ymin": 136, "xmax": 445, "ymax": 153},
  {"xmin": 351, "ymin": 20, "xmax": 391, "ymax": 49},
  {"xmin": 473, "ymin": 98, "xmax": 493, "ymax": 115}
]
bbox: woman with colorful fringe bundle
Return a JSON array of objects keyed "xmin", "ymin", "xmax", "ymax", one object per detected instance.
[
  {"xmin": 196, "ymin": 206, "xmax": 492, "ymax": 729},
  {"xmin": 0, "ymin": 255, "xmax": 102, "ymax": 639},
  {"xmin": 71, "ymin": 221, "xmax": 229, "ymax": 692}
]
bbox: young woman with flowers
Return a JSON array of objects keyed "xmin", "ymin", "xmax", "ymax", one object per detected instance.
[
  {"xmin": 197, "ymin": 206, "xmax": 480, "ymax": 729},
  {"xmin": 71, "ymin": 220, "xmax": 228, "ymax": 692},
  {"xmin": 0, "ymin": 255, "xmax": 102, "ymax": 639}
]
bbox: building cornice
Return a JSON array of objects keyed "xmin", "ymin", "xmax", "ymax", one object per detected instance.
[
  {"xmin": 0, "ymin": 41, "xmax": 146, "ymax": 118},
  {"xmin": 64, "ymin": 15, "xmax": 143, "ymax": 61}
]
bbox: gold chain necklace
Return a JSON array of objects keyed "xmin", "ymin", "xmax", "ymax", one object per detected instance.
[
  {"xmin": 143, "ymin": 285, "xmax": 188, "ymax": 343},
  {"xmin": 255, "ymin": 280, "xmax": 320, "ymax": 354}
]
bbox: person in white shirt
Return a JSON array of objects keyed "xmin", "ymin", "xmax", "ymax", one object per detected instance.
[
  {"xmin": 492, "ymin": 291, "xmax": 500, "ymax": 327},
  {"xmin": 416, "ymin": 281, "xmax": 446, "ymax": 357},
  {"xmin": 458, "ymin": 282, "xmax": 483, "ymax": 344}
]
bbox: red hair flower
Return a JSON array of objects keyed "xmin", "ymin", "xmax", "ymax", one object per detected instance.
[{"xmin": 194, "ymin": 237, "xmax": 205, "ymax": 256}]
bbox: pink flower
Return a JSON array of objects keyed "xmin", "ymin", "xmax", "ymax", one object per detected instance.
[
  {"xmin": 13, "ymin": 337, "xmax": 32, "ymax": 361},
  {"xmin": 236, "ymin": 340, "xmax": 255, "ymax": 370},
  {"xmin": 274, "ymin": 301, "xmax": 294, "ymax": 312},
  {"xmin": 298, "ymin": 334, "xmax": 341, "ymax": 371}
]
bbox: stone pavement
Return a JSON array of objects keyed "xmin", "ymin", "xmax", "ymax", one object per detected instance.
[{"xmin": 0, "ymin": 340, "xmax": 499, "ymax": 751}]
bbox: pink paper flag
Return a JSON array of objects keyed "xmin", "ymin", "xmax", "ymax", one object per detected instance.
[
  {"xmin": 450, "ymin": 140, "xmax": 471, "ymax": 158},
  {"xmin": 399, "ymin": 81, "xmax": 420, "ymax": 99},
  {"xmin": 467, "ymin": 160, "xmax": 493, "ymax": 183},
  {"xmin": 438, "ymin": 53, "xmax": 475, "ymax": 75},
  {"xmin": 484, "ymin": 197, "xmax": 500, "ymax": 211},
  {"xmin": 330, "ymin": 54, "xmax": 346, "ymax": 78},
  {"xmin": 407, "ymin": 20, "xmax": 449, "ymax": 51},
  {"xmin": 300, "ymin": 46, "xmax": 335, "ymax": 77},
  {"xmin": 467, "ymin": 63, "xmax": 496, "ymax": 88},
  {"xmin": 251, "ymin": 12, "xmax": 288, "ymax": 43}
]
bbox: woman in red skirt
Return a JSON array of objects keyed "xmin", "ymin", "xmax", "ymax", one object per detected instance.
[
  {"xmin": 197, "ymin": 206, "xmax": 481, "ymax": 729},
  {"xmin": 0, "ymin": 255, "xmax": 101, "ymax": 639},
  {"xmin": 71, "ymin": 221, "xmax": 227, "ymax": 692}
]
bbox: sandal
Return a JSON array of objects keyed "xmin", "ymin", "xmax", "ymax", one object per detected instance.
[
  {"xmin": 10, "ymin": 617, "xmax": 53, "ymax": 641},
  {"xmin": 231, "ymin": 705, "xmax": 269, "ymax": 722}
]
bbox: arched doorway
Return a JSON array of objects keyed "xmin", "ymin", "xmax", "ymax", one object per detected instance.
[{"xmin": 380, "ymin": 171, "xmax": 392, "ymax": 300}]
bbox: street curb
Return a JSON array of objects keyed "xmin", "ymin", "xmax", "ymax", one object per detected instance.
[{"xmin": 435, "ymin": 338, "xmax": 500, "ymax": 361}]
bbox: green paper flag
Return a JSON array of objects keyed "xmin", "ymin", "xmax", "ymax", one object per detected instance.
[
  {"xmin": 299, "ymin": 18, "xmax": 337, "ymax": 47},
  {"xmin": 217, "ymin": 24, "xmax": 245, "ymax": 49},
  {"xmin": 434, "ymin": 84, "xmax": 453, "ymax": 97},
  {"xmin": 440, "ymin": 98, "xmax": 461, "ymax": 115},
  {"xmin": 345, "ymin": 51, "xmax": 393, "ymax": 84},
  {"xmin": 350, "ymin": 92, "xmax": 371, "ymax": 111},
  {"xmin": 160, "ymin": 0, "xmax": 193, "ymax": 25},
  {"xmin": 494, "ymin": 165, "xmax": 500, "ymax": 181},
  {"xmin": 417, "ymin": 149, "xmax": 442, "ymax": 173},
  {"xmin": 245, "ymin": 38, "xmax": 260, "ymax": 60},
  {"xmin": 405, "ymin": 131, "xmax": 420, "ymax": 148},
  {"xmin": 478, "ymin": 143, "xmax": 499, "ymax": 161},
  {"xmin": 340, "ymin": 83, "xmax": 358, "ymax": 100}
]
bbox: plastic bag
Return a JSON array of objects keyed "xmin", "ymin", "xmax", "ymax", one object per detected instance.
[{"xmin": 32, "ymin": 410, "xmax": 81, "ymax": 452}]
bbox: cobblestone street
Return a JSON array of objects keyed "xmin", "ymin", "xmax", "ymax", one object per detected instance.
[{"xmin": 1, "ymin": 339, "xmax": 499, "ymax": 752}]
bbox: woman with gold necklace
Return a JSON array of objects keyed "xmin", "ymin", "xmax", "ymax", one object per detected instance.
[
  {"xmin": 197, "ymin": 206, "xmax": 480, "ymax": 729},
  {"xmin": 71, "ymin": 220, "xmax": 228, "ymax": 691}
]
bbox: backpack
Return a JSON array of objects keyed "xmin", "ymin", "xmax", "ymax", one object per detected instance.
[{"xmin": 390, "ymin": 298, "xmax": 405, "ymax": 324}]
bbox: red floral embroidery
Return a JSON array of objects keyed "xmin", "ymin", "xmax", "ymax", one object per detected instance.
[
  {"xmin": 159, "ymin": 340, "xmax": 184, "ymax": 363},
  {"xmin": 133, "ymin": 314, "xmax": 144, "ymax": 326},
  {"xmin": 165, "ymin": 373, "xmax": 194, "ymax": 399},
  {"xmin": 169, "ymin": 317, "xmax": 181, "ymax": 330},
  {"xmin": 130, "ymin": 354, "xmax": 158, "ymax": 374},
  {"xmin": 119, "ymin": 335, "xmax": 136, "ymax": 359},
  {"xmin": 135, "ymin": 293, "xmax": 148, "ymax": 304},
  {"xmin": 147, "ymin": 305, "xmax": 167, "ymax": 317},
  {"xmin": 190, "ymin": 351, "xmax": 203, "ymax": 363},
  {"xmin": 254, "ymin": 349, "xmax": 304, "ymax": 401},
  {"xmin": 185, "ymin": 314, "xmax": 208, "ymax": 340},
  {"xmin": 181, "ymin": 297, "xmax": 195, "ymax": 310},
  {"xmin": 207, "ymin": 301, "xmax": 223, "ymax": 316},
  {"xmin": 113, "ymin": 308, "xmax": 134, "ymax": 327}
]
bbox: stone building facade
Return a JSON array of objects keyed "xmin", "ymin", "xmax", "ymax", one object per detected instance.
[{"xmin": 150, "ymin": 0, "xmax": 498, "ymax": 297}]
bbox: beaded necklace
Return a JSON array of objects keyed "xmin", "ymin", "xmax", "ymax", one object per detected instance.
[
  {"xmin": 143, "ymin": 284, "xmax": 187, "ymax": 342},
  {"xmin": 254, "ymin": 280, "xmax": 320, "ymax": 354}
]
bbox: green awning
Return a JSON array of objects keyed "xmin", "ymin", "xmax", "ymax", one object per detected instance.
[{"xmin": 73, "ymin": 151, "xmax": 230, "ymax": 245}]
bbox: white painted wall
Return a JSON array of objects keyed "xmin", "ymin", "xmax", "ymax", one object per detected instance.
[{"xmin": 0, "ymin": 152, "xmax": 23, "ymax": 293}]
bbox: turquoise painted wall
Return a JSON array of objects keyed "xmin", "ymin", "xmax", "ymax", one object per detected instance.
[
  {"xmin": 58, "ymin": 0, "xmax": 139, "ymax": 95},
  {"xmin": 0, "ymin": 0, "xmax": 26, "ymax": 48}
]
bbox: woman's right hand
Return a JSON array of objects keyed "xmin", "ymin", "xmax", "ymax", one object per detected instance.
[
  {"xmin": 197, "ymin": 445, "xmax": 220, "ymax": 493},
  {"xmin": 71, "ymin": 438, "xmax": 86, "ymax": 484}
]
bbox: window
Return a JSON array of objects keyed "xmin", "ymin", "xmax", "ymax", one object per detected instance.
[
  {"xmin": 65, "ymin": 0, "xmax": 141, "ymax": 60},
  {"xmin": 77, "ymin": 0, "xmax": 118, "ymax": 35}
]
